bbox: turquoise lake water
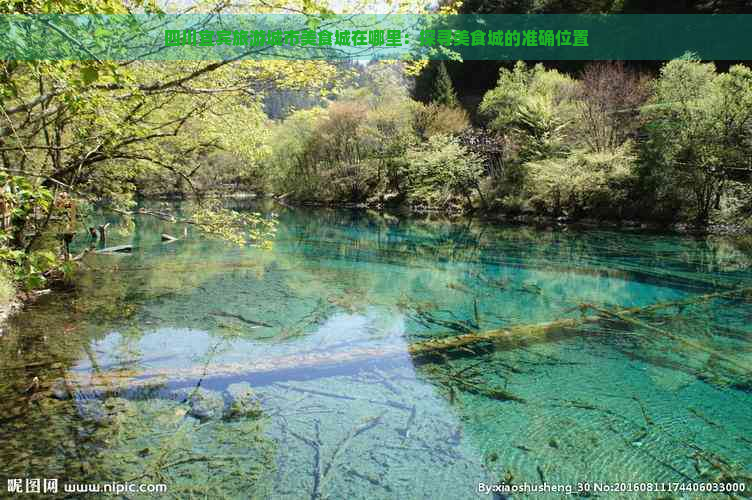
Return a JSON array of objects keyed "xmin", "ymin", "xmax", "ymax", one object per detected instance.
[{"xmin": 1, "ymin": 202, "xmax": 751, "ymax": 499}]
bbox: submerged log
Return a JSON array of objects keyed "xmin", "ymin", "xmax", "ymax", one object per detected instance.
[
  {"xmin": 209, "ymin": 310, "xmax": 273, "ymax": 327},
  {"xmin": 406, "ymin": 285, "xmax": 752, "ymax": 359},
  {"xmin": 95, "ymin": 244, "xmax": 133, "ymax": 254},
  {"xmin": 55, "ymin": 286, "xmax": 752, "ymax": 395}
]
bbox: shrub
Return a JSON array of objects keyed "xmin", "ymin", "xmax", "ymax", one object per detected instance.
[
  {"xmin": 480, "ymin": 62, "xmax": 578, "ymax": 161},
  {"xmin": 412, "ymin": 102, "xmax": 470, "ymax": 140},
  {"xmin": 525, "ymin": 142, "xmax": 637, "ymax": 216},
  {"xmin": 402, "ymin": 134, "xmax": 484, "ymax": 209}
]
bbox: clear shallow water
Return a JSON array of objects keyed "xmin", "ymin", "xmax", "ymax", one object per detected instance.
[{"xmin": 2, "ymin": 203, "xmax": 752, "ymax": 499}]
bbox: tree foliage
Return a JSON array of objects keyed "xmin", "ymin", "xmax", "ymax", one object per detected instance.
[
  {"xmin": 480, "ymin": 62, "xmax": 577, "ymax": 161},
  {"xmin": 474, "ymin": 58, "xmax": 752, "ymax": 225},
  {"xmin": 430, "ymin": 62, "xmax": 459, "ymax": 108},
  {"xmin": 402, "ymin": 134, "xmax": 484, "ymax": 208},
  {"xmin": 412, "ymin": 102, "xmax": 470, "ymax": 140},
  {"xmin": 264, "ymin": 95, "xmax": 418, "ymax": 203},
  {"xmin": 1, "ymin": 0, "xmax": 751, "ymax": 298},
  {"xmin": 643, "ymin": 57, "xmax": 752, "ymax": 223},
  {"xmin": 261, "ymin": 70, "xmax": 474, "ymax": 207},
  {"xmin": 525, "ymin": 141, "xmax": 637, "ymax": 216},
  {"xmin": 0, "ymin": 0, "xmax": 368, "ymax": 292}
]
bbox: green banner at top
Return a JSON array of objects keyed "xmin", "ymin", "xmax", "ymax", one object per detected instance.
[{"xmin": 1, "ymin": 14, "xmax": 751, "ymax": 60}]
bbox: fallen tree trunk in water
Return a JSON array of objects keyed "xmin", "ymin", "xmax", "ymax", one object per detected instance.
[
  {"xmin": 95, "ymin": 244, "xmax": 133, "ymax": 254},
  {"xmin": 53, "ymin": 286, "xmax": 752, "ymax": 396}
]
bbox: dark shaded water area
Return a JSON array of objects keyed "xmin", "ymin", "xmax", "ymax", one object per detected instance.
[{"xmin": 1, "ymin": 201, "xmax": 752, "ymax": 499}]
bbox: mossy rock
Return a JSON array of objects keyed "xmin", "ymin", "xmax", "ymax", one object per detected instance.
[
  {"xmin": 224, "ymin": 382, "xmax": 262, "ymax": 420},
  {"xmin": 76, "ymin": 399, "xmax": 110, "ymax": 425},
  {"xmin": 50, "ymin": 380, "xmax": 71, "ymax": 400},
  {"xmin": 172, "ymin": 388, "xmax": 225, "ymax": 420}
]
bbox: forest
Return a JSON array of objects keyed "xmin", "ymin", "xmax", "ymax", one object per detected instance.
[{"xmin": 1, "ymin": 0, "xmax": 752, "ymax": 300}]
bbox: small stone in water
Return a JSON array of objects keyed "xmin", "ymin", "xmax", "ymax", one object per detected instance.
[
  {"xmin": 76, "ymin": 400, "xmax": 109, "ymax": 425},
  {"xmin": 224, "ymin": 382, "xmax": 262, "ymax": 419},
  {"xmin": 50, "ymin": 381, "xmax": 70, "ymax": 400},
  {"xmin": 183, "ymin": 388, "xmax": 225, "ymax": 420}
]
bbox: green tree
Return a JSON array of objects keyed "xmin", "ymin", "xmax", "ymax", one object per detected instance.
[
  {"xmin": 430, "ymin": 62, "xmax": 459, "ymax": 108},
  {"xmin": 480, "ymin": 61, "xmax": 577, "ymax": 161},
  {"xmin": 643, "ymin": 56, "xmax": 752, "ymax": 223},
  {"xmin": 402, "ymin": 134, "xmax": 483, "ymax": 209}
]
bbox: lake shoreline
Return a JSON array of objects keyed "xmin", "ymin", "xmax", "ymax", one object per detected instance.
[
  {"xmin": 13, "ymin": 191, "xmax": 740, "ymax": 322},
  {"xmin": 145, "ymin": 190, "xmax": 752, "ymax": 238}
]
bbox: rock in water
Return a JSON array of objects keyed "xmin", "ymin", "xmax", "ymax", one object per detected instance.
[
  {"xmin": 184, "ymin": 388, "xmax": 225, "ymax": 420},
  {"xmin": 76, "ymin": 399, "xmax": 110, "ymax": 425},
  {"xmin": 224, "ymin": 382, "xmax": 262, "ymax": 419},
  {"xmin": 50, "ymin": 380, "xmax": 71, "ymax": 400}
]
